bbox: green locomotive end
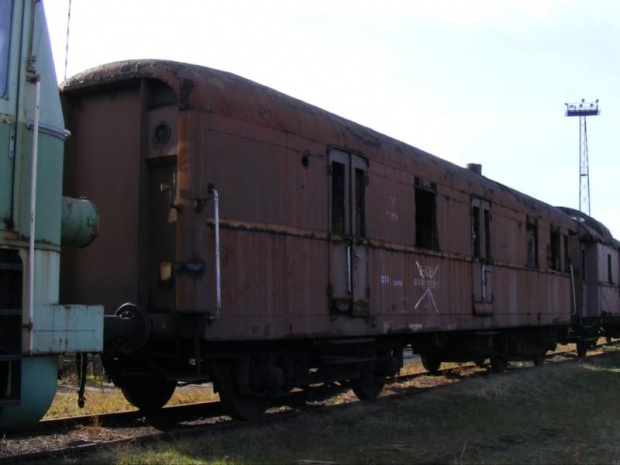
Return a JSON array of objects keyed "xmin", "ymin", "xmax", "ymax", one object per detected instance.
[{"xmin": 0, "ymin": 0, "xmax": 102, "ymax": 428}]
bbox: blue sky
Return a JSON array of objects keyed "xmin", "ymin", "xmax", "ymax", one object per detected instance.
[{"xmin": 44, "ymin": 0, "xmax": 620, "ymax": 238}]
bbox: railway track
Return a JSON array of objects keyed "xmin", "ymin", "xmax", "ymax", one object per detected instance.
[{"xmin": 2, "ymin": 342, "xmax": 617, "ymax": 464}]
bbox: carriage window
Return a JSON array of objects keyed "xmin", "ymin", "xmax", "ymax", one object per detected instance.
[
  {"xmin": 609, "ymin": 254, "xmax": 613, "ymax": 284},
  {"xmin": 331, "ymin": 161, "xmax": 345, "ymax": 235},
  {"xmin": 526, "ymin": 223, "xmax": 538, "ymax": 268},
  {"xmin": 549, "ymin": 230, "xmax": 561, "ymax": 271},
  {"xmin": 354, "ymin": 168, "xmax": 366, "ymax": 238},
  {"xmin": 415, "ymin": 187, "xmax": 437, "ymax": 249},
  {"xmin": 484, "ymin": 209, "xmax": 490, "ymax": 257},
  {"xmin": 472, "ymin": 206, "xmax": 481, "ymax": 257},
  {"xmin": 330, "ymin": 150, "xmax": 367, "ymax": 238},
  {"xmin": 472, "ymin": 198, "xmax": 491, "ymax": 259},
  {"xmin": 563, "ymin": 235, "xmax": 570, "ymax": 272},
  {"xmin": 0, "ymin": 0, "xmax": 12, "ymax": 98}
]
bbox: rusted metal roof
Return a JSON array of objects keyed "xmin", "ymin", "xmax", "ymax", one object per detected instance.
[
  {"xmin": 558, "ymin": 207, "xmax": 618, "ymax": 245},
  {"xmin": 63, "ymin": 59, "xmax": 569, "ymax": 225}
]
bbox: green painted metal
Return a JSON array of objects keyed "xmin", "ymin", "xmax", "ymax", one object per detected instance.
[
  {"xmin": 35, "ymin": 304, "xmax": 104, "ymax": 352},
  {"xmin": 0, "ymin": 1, "xmax": 103, "ymax": 428},
  {"xmin": 13, "ymin": 122, "xmax": 64, "ymax": 245},
  {"xmin": 0, "ymin": 122, "xmax": 13, "ymax": 226},
  {"xmin": 2, "ymin": 0, "xmax": 66, "ymax": 246},
  {"xmin": 21, "ymin": 249, "xmax": 103, "ymax": 354},
  {"xmin": 61, "ymin": 196, "xmax": 99, "ymax": 247},
  {"xmin": 0, "ymin": 356, "xmax": 58, "ymax": 429}
]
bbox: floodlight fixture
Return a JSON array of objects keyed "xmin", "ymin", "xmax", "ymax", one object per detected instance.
[{"xmin": 565, "ymin": 99, "xmax": 600, "ymax": 117}]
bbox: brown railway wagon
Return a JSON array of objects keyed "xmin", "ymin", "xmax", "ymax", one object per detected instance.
[
  {"xmin": 559, "ymin": 207, "xmax": 620, "ymax": 353},
  {"xmin": 60, "ymin": 60, "xmax": 577, "ymax": 418}
]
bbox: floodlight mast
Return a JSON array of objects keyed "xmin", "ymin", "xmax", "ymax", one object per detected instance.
[{"xmin": 565, "ymin": 99, "xmax": 600, "ymax": 216}]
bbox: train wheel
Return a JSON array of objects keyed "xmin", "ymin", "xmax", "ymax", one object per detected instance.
[
  {"xmin": 421, "ymin": 353, "xmax": 442, "ymax": 374},
  {"xmin": 490, "ymin": 355, "xmax": 507, "ymax": 373},
  {"xmin": 119, "ymin": 376, "xmax": 176, "ymax": 412},
  {"xmin": 0, "ymin": 356, "xmax": 58, "ymax": 429},
  {"xmin": 576, "ymin": 341, "xmax": 588, "ymax": 358},
  {"xmin": 212, "ymin": 361, "xmax": 270, "ymax": 421},
  {"xmin": 532, "ymin": 352, "xmax": 546, "ymax": 366},
  {"xmin": 351, "ymin": 377, "xmax": 385, "ymax": 401}
]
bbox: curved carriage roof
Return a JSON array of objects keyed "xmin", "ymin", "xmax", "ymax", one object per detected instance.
[
  {"xmin": 63, "ymin": 59, "xmax": 573, "ymax": 227},
  {"xmin": 557, "ymin": 207, "xmax": 618, "ymax": 246}
]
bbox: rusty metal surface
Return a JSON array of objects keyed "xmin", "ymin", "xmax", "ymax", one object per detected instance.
[
  {"xmin": 557, "ymin": 207, "xmax": 620, "ymax": 320},
  {"xmin": 61, "ymin": 59, "xmax": 584, "ymax": 341},
  {"xmin": 60, "ymin": 84, "xmax": 144, "ymax": 313}
]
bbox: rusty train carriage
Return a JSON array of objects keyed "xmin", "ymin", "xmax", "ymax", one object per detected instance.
[
  {"xmin": 60, "ymin": 60, "xmax": 605, "ymax": 418},
  {"xmin": 558, "ymin": 207, "xmax": 620, "ymax": 351}
]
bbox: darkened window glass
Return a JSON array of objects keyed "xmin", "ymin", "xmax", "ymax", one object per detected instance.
[
  {"xmin": 331, "ymin": 161, "xmax": 345, "ymax": 235},
  {"xmin": 0, "ymin": 0, "xmax": 12, "ymax": 98},
  {"xmin": 415, "ymin": 188, "xmax": 437, "ymax": 249},
  {"xmin": 550, "ymin": 230, "xmax": 561, "ymax": 271},
  {"xmin": 484, "ymin": 209, "xmax": 491, "ymax": 258},
  {"xmin": 472, "ymin": 206, "xmax": 481, "ymax": 258},
  {"xmin": 354, "ymin": 168, "xmax": 366, "ymax": 238},
  {"xmin": 526, "ymin": 223, "xmax": 538, "ymax": 268},
  {"xmin": 471, "ymin": 199, "xmax": 491, "ymax": 260},
  {"xmin": 609, "ymin": 254, "xmax": 613, "ymax": 284}
]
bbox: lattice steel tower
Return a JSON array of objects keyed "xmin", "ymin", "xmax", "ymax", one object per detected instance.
[{"xmin": 565, "ymin": 99, "xmax": 599, "ymax": 216}]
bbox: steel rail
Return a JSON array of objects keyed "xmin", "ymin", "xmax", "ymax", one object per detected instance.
[{"xmin": 3, "ymin": 341, "xmax": 617, "ymax": 464}]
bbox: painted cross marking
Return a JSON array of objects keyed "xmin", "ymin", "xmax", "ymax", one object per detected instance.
[{"xmin": 413, "ymin": 261, "xmax": 440, "ymax": 313}]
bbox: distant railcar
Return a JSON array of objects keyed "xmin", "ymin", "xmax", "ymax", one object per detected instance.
[
  {"xmin": 60, "ymin": 60, "xmax": 616, "ymax": 419},
  {"xmin": 559, "ymin": 207, "xmax": 620, "ymax": 354}
]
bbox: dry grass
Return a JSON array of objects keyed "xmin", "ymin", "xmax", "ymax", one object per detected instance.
[
  {"xmin": 45, "ymin": 380, "xmax": 219, "ymax": 420},
  {"xmin": 46, "ymin": 342, "xmax": 590, "ymax": 420},
  {"xmin": 70, "ymin": 349, "xmax": 620, "ymax": 465}
]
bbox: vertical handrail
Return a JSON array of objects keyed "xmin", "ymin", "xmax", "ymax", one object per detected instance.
[
  {"xmin": 210, "ymin": 187, "xmax": 222, "ymax": 319},
  {"xmin": 570, "ymin": 264, "xmax": 577, "ymax": 316},
  {"xmin": 347, "ymin": 245, "xmax": 352, "ymax": 295},
  {"xmin": 28, "ymin": 75, "xmax": 41, "ymax": 355}
]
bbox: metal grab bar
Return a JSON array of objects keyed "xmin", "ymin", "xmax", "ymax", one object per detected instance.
[
  {"xmin": 347, "ymin": 245, "xmax": 352, "ymax": 294},
  {"xmin": 28, "ymin": 75, "xmax": 41, "ymax": 355},
  {"xmin": 570, "ymin": 264, "xmax": 577, "ymax": 316},
  {"xmin": 210, "ymin": 187, "xmax": 222, "ymax": 319}
]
